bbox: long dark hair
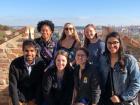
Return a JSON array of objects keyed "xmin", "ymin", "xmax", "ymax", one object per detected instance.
[{"xmin": 105, "ymin": 32, "xmax": 125, "ymax": 70}]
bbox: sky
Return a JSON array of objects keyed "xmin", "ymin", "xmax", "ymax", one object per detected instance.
[{"xmin": 0, "ymin": 0, "xmax": 140, "ymax": 26}]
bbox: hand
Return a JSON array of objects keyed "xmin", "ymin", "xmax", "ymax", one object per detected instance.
[
  {"xmin": 28, "ymin": 99, "xmax": 37, "ymax": 105},
  {"xmin": 110, "ymin": 95, "xmax": 121, "ymax": 103}
]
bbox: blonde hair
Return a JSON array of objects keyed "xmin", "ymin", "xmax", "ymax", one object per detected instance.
[{"xmin": 59, "ymin": 23, "xmax": 81, "ymax": 45}]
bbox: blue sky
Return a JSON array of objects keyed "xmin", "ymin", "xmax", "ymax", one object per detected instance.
[{"xmin": 0, "ymin": 0, "xmax": 140, "ymax": 26}]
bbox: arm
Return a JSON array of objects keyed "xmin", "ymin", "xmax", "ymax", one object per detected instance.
[
  {"xmin": 9, "ymin": 63, "xmax": 20, "ymax": 105},
  {"xmin": 91, "ymin": 69, "xmax": 101, "ymax": 104},
  {"xmin": 42, "ymin": 70, "xmax": 52, "ymax": 101},
  {"xmin": 120, "ymin": 55, "xmax": 140, "ymax": 101},
  {"xmin": 99, "ymin": 41, "xmax": 105, "ymax": 54},
  {"xmin": 61, "ymin": 69, "xmax": 74, "ymax": 105},
  {"xmin": 34, "ymin": 61, "xmax": 47, "ymax": 104}
]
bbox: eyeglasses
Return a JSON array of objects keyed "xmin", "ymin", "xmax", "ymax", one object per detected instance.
[
  {"xmin": 64, "ymin": 27, "xmax": 73, "ymax": 31},
  {"xmin": 76, "ymin": 54, "xmax": 86, "ymax": 57},
  {"xmin": 107, "ymin": 41, "xmax": 120, "ymax": 45}
]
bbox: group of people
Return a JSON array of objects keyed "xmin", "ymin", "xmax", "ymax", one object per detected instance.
[{"xmin": 9, "ymin": 20, "xmax": 140, "ymax": 105}]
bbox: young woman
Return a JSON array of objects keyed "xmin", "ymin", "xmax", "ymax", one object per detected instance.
[
  {"xmin": 42, "ymin": 50, "xmax": 74, "ymax": 105},
  {"xmin": 72, "ymin": 47, "xmax": 100, "ymax": 105},
  {"xmin": 54, "ymin": 22, "xmax": 81, "ymax": 63},
  {"xmin": 84, "ymin": 24, "xmax": 105, "ymax": 66},
  {"xmin": 98, "ymin": 32, "xmax": 140, "ymax": 105},
  {"xmin": 35, "ymin": 20, "xmax": 56, "ymax": 66}
]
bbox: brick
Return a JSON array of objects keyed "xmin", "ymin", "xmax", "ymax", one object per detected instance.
[
  {"xmin": 7, "ymin": 54, "xmax": 17, "ymax": 59},
  {"xmin": 0, "ymin": 74, "xmax": 8, "ymax": 80},
  {"xmin": 0, "ymin": 79, "xmax": 6, "ymax": 85},
  {"xmin": 0, "ymin": 53, "xmax": 7, "ymax": 58},
  {"xmin": 0, "ymin": 49, "xmax": 4, "ymax": 53},
  {"xmin": 5, "ymin": 49, "xmax": 12, "ymax": 54},
  {"xmin": 16, "ymin": 38, "xmax": 24, "ymax": 42},
  {"xmin": 6, "ymin": 43, "xmax": 15, "ymax": 48},
  {"xmin": 0, "ymin": 96, "xmax": 9, "ymax": 103},
  {"xmin": 0, "ymin": 59, "xmax": 9, "ymax": 63},
  {"xmin": 0, "ymin": 63, "xmax": 9, "ymax": 68},
  {"xmin": 17, "ymin": 43, "xmax": 22, "ymax": 48},
  {"xmin": 11, "ymin": 48, "xmax": 22, "ymax": 54}
]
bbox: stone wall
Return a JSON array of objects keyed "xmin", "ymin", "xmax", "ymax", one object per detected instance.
[{"xmin": 0, "ymin": 27, "xmax": 32, "ymax": 105}]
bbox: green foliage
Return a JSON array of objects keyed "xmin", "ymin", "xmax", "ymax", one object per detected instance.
[
  {"xmin": 0, "ymin": 31, "xmax": 5, "ymax": 39},
  {"xmin": 0, "ymin": 24, "xmax": 11, "ymax": 30}
]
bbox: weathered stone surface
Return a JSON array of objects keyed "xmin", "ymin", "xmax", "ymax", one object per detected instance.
[{"xmin": 0, "ymin": 79, "xmax": 6, "ymax": 85}]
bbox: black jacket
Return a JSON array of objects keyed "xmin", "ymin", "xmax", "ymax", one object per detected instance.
[
  {"xmin": 42, "ymin": 66, "xmax": 74, "ymax": 105},
  {"xmin": 74, "ymin": 63, "xmax": 101, "ymax": 104},
  {"xmin": 9, "ymin": 56, "xmax": 46, "ymax": 105}
]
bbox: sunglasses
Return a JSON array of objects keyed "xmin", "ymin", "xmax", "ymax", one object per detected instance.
[
  {"xmin": 107, "ymin": 41, "xmax": 120, "ymax": 45},
  {"xmin": 64, "ymin": 27, "xmax": 73, "ymax": 31}
]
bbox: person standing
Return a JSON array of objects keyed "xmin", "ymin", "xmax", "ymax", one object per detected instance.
[
  {"xmin": 98, "ymin": 32, "xmax": 140, "ymax": 105},
  {"xmin": 54, "ymin": 22, "xmax": 81, "ymax": 63},
  {"xmin": 35, "ymin": 20, "xmax": 56, "ymax": 67},
  {"xmin": 84, "ymin": 24, "xmax": 105, "ymax": 67},
  {"xmin": 9, "ymin": 39, "xmax": 46, "ymax": 105}
]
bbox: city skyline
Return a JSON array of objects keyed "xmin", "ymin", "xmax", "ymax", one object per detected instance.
[{"xmin": 0, "ymin": 0, "xmax": 140, "ymax": 26}]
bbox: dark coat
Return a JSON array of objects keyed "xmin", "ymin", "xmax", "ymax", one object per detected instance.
[
  {"xmin": 42, "ymin": 66, "xmax": 74, "ymax": 105},
  {"xmin": 9, "ymin": 56, "xmax": 46, "ymax": 105},
  {"xmin": 74, "ymin": 63, "xmax": 101, "ymax": 104}
]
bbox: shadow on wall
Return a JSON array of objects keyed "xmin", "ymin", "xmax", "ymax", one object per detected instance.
[{"xmin": 0, "ymin": 86, "xmax": 9, "ymax": 105}]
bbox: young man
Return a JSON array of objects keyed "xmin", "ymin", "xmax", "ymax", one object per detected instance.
[{"xmin": 9, "ymin": 40, "xmax": 46, "ymax": 105}]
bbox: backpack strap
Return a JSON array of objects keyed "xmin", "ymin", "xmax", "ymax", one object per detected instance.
[{"xmin": 70, "ymin": 40, "xmax": 76, "ymax": 50}]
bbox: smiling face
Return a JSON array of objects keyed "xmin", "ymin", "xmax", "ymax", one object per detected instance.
[
  {"xmin": 64, "ymin": 24, "xmax": 74, "ymax": 37},
  {"xmin": 107, "ymin": 37, "xmax": 120, "ymax": 54},
  {"xmin": 55, "ymin": 54, "xmax": 68, "ymax": 71},
  {"xmin": 40, "ymin": 25, "xmax": 52, "ymax": 41},
  {"xmin": 75, "ymin": 50, "xmax": 88, "ymax": 65},
  {"xmin": 84, "ymin": 26, "xmax": 96, "ymax": 41},
  {"xmin": 23, "ymin": 45, "xmax": 37, "ymax": 64}
]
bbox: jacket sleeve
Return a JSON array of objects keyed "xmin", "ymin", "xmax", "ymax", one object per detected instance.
[
  {"xmin": 9, "ymin": 63, "xmax": 20, "ymax": 105},
  {"xmin": 61, "ymin": 69, "xmax": 74, "ymax": 105},
  {"xmin": 91, "ymin": 69, "xmax": 101, "ymax": 104},
  {"xmin": 121, "ymin": 55, "xmax": 140, "ymax": 101},
  {"xmin": 34, "ymin": 61, "xmax": 47, "ymax": 104},
  {"xmin": 42, "ymin": 70, "xmax": 52, "ymax": 100}
]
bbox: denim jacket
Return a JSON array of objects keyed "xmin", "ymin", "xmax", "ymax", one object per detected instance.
[{"xmin": 99, "ymin": 54, "xmax": 140, "ymax": 103}]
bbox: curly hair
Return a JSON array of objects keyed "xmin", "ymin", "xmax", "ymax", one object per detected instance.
[{"xmin": 37, "ymin": 20, "xmax": 54, "ymax": 33}]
